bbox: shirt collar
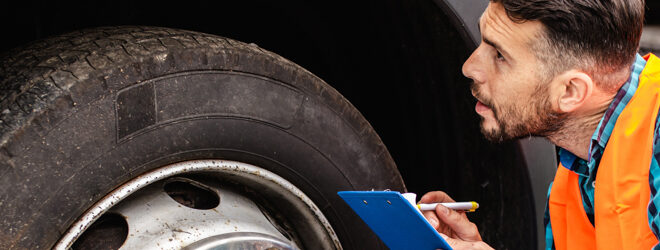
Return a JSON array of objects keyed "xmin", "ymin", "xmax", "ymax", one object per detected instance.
[
  {"xmin": 559, "ymin": 54, "xmax": 647, "ymax": 175},
  {"xmin": 591, "ymin": 54, "xmax": 647, "ymax": 151}
]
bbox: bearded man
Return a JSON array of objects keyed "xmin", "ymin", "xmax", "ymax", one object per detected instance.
[{"xmin": 421, "ymin": 0, "xmax": 660, "ymax": 249}]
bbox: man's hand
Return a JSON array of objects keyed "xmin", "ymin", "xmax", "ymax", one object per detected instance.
[{"xmin": 420, "ymin": 191, "xmax": 494, "ymax": 250}]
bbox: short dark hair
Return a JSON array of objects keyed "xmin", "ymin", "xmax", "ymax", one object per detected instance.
[{"xmin": 491, "ymin": 0, "xmax": 645, "ymax": 91}]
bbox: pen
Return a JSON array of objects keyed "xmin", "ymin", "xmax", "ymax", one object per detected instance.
[{"xmin": 417, "ymin": 202, "xmax": 479, "ymax": 212}]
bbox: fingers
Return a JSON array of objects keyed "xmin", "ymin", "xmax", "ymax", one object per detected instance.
[
  {"xmin": 420, "ymin": 191, "xmax": 480, "ymax": 241},
  {"xmin": 435, "ymin": 204, "xmax": 482, "ymax": 241},
  {"xmin": 421, "ymin": 191, "xmax": 455, "ymax": 230},
  {"xmin": 439, "ymin": 234, "xmax": 494, "ymax": 250},
  {"xmin": 420, "ymin": 191, "xmax": 456, "ymax": 203},
  {"xmin": 423, "ymin": 210, "xmax": 441, "ymax": 229}
]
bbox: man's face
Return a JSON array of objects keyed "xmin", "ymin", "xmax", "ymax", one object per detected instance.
[{"xmin": 462, "ymin": 2, "xmax": 564, "ymax": 142}]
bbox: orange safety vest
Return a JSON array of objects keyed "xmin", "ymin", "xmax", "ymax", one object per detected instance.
[{"xmin": 549, "ymin": 54, "xmax": 660, "ymax": 250}]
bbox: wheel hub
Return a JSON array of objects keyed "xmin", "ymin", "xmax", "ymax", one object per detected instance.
[{"xmin": 54, "ymin": 160, "xmax": 341, "ymax": 250}]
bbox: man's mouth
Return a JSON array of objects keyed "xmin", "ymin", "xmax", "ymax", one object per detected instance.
[
  {"xmin": 471, "ymin": 90, "xmax": 492, "ymax": 114},
  {"xmin": 475, "ymin": 100, "xmax": 491, "ymax": 114},
  {"xmin": 470, "ymin": 84, "xmax": 496, "ymax": 116}
]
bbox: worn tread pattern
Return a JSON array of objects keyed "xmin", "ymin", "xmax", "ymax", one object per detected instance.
[
  {"xmin": 0, "ymin": 26, "xmax": 390, "ymax": 159},
  {"xmin": 0, "ymin": 27, "xmax": 220, "ymax": 142}
]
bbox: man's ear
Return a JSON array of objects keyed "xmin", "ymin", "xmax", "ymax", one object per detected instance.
[{"xmin": 556, "ymin": 70, "xmax": 594, "ymax": 113}]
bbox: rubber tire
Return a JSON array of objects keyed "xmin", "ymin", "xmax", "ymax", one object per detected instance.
[
  {"xmin": 641, "ymin": 25, "xmax": 660, "ymax": 56},
  {"xmin": 0, "ymin": 26, "xmax": 405, "ymax": 249}
]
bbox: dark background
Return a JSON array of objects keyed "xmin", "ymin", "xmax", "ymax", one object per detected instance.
[
  {"xmin": 2, "ymin": 1, "xmax": 659, "ymax": 54},
  {"xmin": 650, "ymin": 1, "xmax": 660, "ymax": 24},
  {"xmin": 1, "ymin": 1, "xmax": 658, "ymax": 249}
]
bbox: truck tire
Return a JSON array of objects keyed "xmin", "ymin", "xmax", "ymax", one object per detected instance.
[
  {"xmin": 0, "ymin": 26, "xmax": 404, "ymax": 249},
  {"xmin": 641, "ymin": 25, "xmax": 660, "ymax": 55}
]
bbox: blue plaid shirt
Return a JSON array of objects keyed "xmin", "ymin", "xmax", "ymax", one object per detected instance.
[{"xmin": 544, "ymin": 54, "xmax": 660, "ymax": 249}]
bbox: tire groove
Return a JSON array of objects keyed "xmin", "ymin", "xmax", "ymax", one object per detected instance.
[
  {"xmin": 49, "ymin": 76, "xmax": 64, "ymax": 90},
  {"xmin": 84, "ymin": 57, "xmax": 97, "ymax": 70},
  {"xmin": 120, "ymin": 44, "xmax": 133, "ymax": 56}
]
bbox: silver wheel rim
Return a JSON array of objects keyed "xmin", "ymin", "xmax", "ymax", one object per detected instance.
[{"xmin": 54, "ymin": 160, "xmax": 342, "ymax": 249}]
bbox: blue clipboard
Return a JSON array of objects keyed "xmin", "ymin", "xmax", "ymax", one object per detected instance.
[{"xmin": 338, "ymin": 191, "xmax": 452, "ymax": 250}]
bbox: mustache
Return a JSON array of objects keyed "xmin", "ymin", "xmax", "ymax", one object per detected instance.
[{"xmin": 470, "ymin": 83, "xmax": 493, "ymax": 108}]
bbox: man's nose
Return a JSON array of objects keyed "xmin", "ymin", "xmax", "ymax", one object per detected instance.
[{"xmin": 462, "ymin": 48, "xmax": 484, "ymax": 84}]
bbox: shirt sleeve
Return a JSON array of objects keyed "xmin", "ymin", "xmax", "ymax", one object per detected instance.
[
  {"xmin": 649, "ymin": 111, "xmax": 660, "ymax": 247},
  {"xmin": 545, "ymin": 182, "xmax": 556, "ymax": 250},
  {"xmin": 649, "ymin": 156, "xmax": 660, "ymax": 239}
]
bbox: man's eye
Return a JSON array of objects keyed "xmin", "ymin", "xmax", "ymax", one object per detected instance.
[{"xmin": 496, "ymin": 51, "xmax": 505, "ymax": 61}]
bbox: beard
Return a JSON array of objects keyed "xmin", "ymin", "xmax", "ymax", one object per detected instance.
[{"xmin": 471, "ymin": 83, "xmax": 566, "ymax": 143}]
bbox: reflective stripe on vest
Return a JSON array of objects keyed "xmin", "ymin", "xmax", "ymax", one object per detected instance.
[{"xmin": 549, "ymin": 54, "xmax": 660, "ymax": 250}]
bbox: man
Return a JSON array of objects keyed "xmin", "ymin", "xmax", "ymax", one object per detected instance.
[{"xmin": 421, "ymin": 0, "xmax": 660, "ymax": 249}]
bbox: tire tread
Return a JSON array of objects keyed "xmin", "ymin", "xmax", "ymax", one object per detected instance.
[
  {"xmin": 0, "ymin": 27, "xmax": 286, "ymax": 146},
  {"xmin": 0, "ymin": 26, "xmax": 391, "ymax": 177}
]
